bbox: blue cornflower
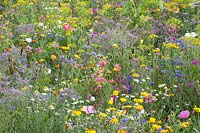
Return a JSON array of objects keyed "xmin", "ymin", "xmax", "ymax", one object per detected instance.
[{"xmin": 126, "ymin": 75, "xmax": 132, "ymax": 81}]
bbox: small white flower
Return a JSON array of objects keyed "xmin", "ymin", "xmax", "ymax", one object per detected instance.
[
  {"xmin": 158, "ymin": 84, "xmax": 166, "ymax": 88},
  {"xmin": 185, "ymin": 32, "xmax": 197, "ymax": 37},
  {"xmin": 90, "ymin": 96, "xmax": 96, "ymax": 101},
  {"xmin": 47, "ymin": 69, "xmax": 51, "ymax": 74},
  {"xmin": 49, "ymin": 105, "xmax": 55, "ymax": 110},
  {"xmin": 25, "ymin": 38, "xmax": 32, "ymax": 42},
  {"xmin": 38, "ymin": 22, "xmax": 44, "ymax": 27}
]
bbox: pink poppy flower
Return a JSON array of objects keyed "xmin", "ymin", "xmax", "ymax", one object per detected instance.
[
  {"xmin": 82, "ymin": 105, "xmax": 96, "ymax": 115},
  {"xmin": 178, "ymin": 110, "xmax": 190, "ymax": 119},
  {"xmin": 64, "ymin": 24, "xmax": 71, "ymax": 31}
]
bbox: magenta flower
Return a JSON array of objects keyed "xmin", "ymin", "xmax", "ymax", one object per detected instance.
[{"xmin": 178, "ymin": 110, "xmax": 190, "ymax": 119}]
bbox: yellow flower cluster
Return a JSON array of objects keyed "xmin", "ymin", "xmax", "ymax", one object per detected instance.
[{"xmin": 163, "ymin": 43, "xmax": 179, "ymax": 49}]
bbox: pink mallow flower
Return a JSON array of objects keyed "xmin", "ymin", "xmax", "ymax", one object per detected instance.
[
  {"xmin": 36, "ymin": 48, "xmax": 42, "ymax": 53},
  {"xmin": 98, "ymin": 61, "xmax": 106, "ymax": 67},
  {"xmin": 25, "ymin": 45, "xmax": 33, "ymax": 52},
  {"xmin": 178, "ymin": 110, "xmax": 190, "ymax": 119},
  {"xmin": 82, "ymin": 105, "xmax": 96, "ymax": 115}
]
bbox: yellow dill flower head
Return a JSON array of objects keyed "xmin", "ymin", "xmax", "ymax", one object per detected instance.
[
  {"xmin": 99, "ymin": 112, "xmax": 107, "ymax": 118},
  {"xmin": 103, "ymin": 3, "xmax": 111, "ymax": 10},
  {"xmin": 109, "ymin": 118, "xmax": 119, "ymax": 124},
  {"xmin": 148, "ymin": 34, "xmax": 159, "ymax": 39}
]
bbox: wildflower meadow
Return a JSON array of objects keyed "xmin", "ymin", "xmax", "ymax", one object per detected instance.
[{"xmin": 0, "ymin": 0, "xmax": 200, "ymax": 132}]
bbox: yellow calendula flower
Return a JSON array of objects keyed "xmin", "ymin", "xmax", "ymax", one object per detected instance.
[
  {"xmin": 113, "ymin": 90, "xmax": 119, "ymax": 96},
  {"xmin": 193, "ymin": 105, "xmax": 200, "ymax": 113},
  {"xmin": 132, "ymin": 73, "xmax": 140, "ymax": 78},
  {"xmin": 179, "ymin": 122, "xmax": 190, "ymax": 128},
  {"xmin": 149, "ymin": 117, "xmax": 156, "ymax": 124},
  {"xmin": 108, "ymin": 99, "xmax": 114, "ymax": 105},
  {"xmin": 109, "ymin": 118, "xmax": 119, "ymax": 124},
  {"xmin": 40, "ymin": 34, "xmax": 45, "ymax": 37},
  {"xmin": 141, "ymin": 92, "xmax": 148, "ymax": 97},
  {"xmin": 133, "ymin": 98, "xmax": 144, "ymax": 104},
  {"xmin": 124, "ymin": 105, "xmax": 133, "ymax": 109},
  {"xmin": 85, "ymin": 129, "xmax": 96, "ymax": 133},
  {"xmin": 108, "ymin": 107, "xmax": 117, "ymax": 111},
  {"xmin": 71, "ymin": 110, "xmax": 82, "ymax": 116},
  {"xmin": 135, "ymin": 105, "xmax": 144, "ymax": 111},
  {"xmin": 152, "ymin": 124, "xmax": 161, "ymax": 130},
  {"xmin": 51, "ymin": 55, "xmax": 57, "ymax": 60},
  {"xmin": 120, "ymin": 98, "xmax": 127, "ymax": 103}
]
